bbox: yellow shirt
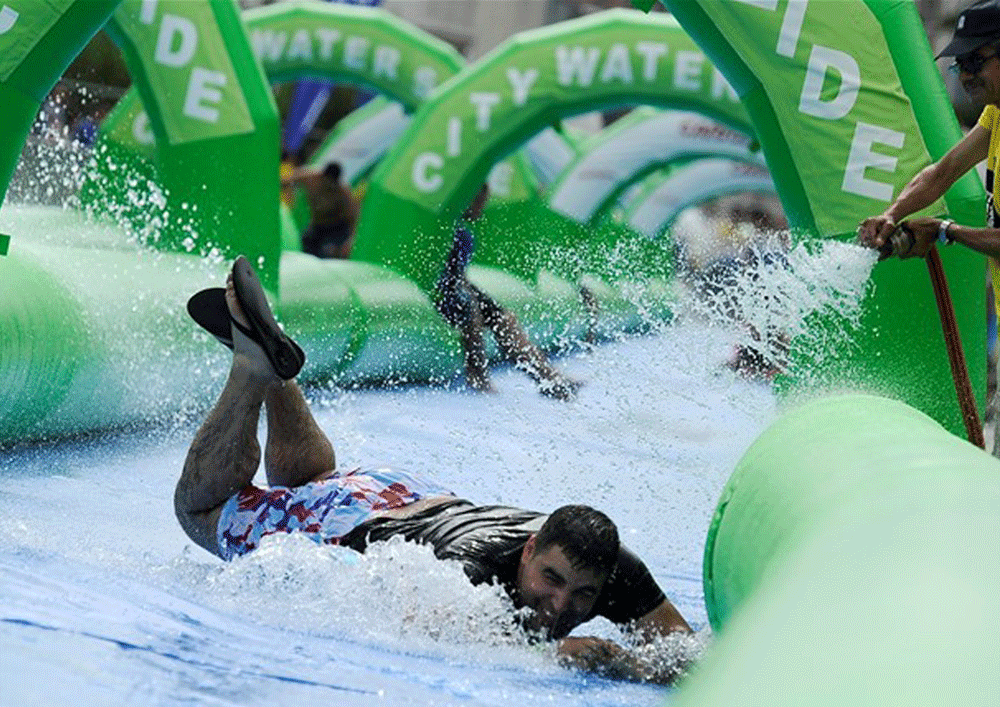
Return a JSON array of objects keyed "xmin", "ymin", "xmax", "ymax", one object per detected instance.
[{"xmin": 976, "ymin": 105, "xmax": 1000, "ymax": 318}]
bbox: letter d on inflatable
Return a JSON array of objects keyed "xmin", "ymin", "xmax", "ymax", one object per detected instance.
[{"xmin": 673, "ymin": 394, "xmax": 1000, "ymax": 706}]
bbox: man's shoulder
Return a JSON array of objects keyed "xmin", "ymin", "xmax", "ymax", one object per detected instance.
[
  {"xmin": 411, "ymin": 504, "xmax": 540, "ymax": 587},
  {"xmin": 440, "ymin": 504, "xmax": 545, "ymax": 538},
  {"xmin": 980, "ymin": 104, "xmax": 998, "ymax": 129},
  {"xmin": 432, "ymin": 505, "xmax": 543, "ymax": 551},
  {"xmin": 591, "ymin": 543, "xmax": 666, "ymax": 624}
]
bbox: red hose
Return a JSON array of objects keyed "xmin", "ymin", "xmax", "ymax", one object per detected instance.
[{"xmin": 925, "ymin": 246, "xmax": 985, "ymax": 448}]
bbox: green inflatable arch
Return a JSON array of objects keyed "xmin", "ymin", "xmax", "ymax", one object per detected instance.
[
  {"xmin": 626, "ymin": 158, "xmax": 775, "ymax": 238},
  {"xmin": 0, "ymin": 0, "xmax": 120, "ymax": 216},
  {"xmin": 101, "ymin": 0, "xmax": 282, "ymax": 285},
  {"xmin": 354, "ymin": 9, "xmax": 751, "ymax": 293},
  {"xmin": 548, "ymin": 107, "xmax": 757, "ymax": 223},
  {"xmin": 657, "ymin": 0, "xmax": 986, "ymax": 435}
]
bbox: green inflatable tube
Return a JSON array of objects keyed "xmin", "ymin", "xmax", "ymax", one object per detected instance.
[
  {"xmin": 0, "ymin": 217, "xmax": 637, "ymax": 445},
  {"xmin": 674, "ymin": 394, "xmax": 1000, "ymax": 706},
  {"xmin": 0, "ymin": 238, "xmax": 231, "ymax": 441}
]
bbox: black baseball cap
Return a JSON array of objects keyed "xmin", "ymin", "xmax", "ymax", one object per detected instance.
[{"xmin": 939, "ymin": 0, "xmax": 1000, "ymax": 58}]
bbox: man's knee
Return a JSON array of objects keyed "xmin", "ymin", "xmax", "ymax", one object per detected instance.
[
  {"xmin": 175, "ymin": 504, "xmax": 223, "ymax": 557},
  {"xmin": 174, "ymin": 485, "xmax": 224, "ymax": 556},
  {"xmin": 436, "ymin": 280, "xmax": 477, "ymax": 330},
  {"xmin": 472, "ymin": 287, "xmax": 509, "ymax": 330}
]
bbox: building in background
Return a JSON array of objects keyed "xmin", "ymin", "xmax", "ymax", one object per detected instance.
[
  {"xmin": 381, "ymin": 0, "xmax": 637, "ymax": 59},
  {"xmin": 380, "ymin": 0, "xmax": 650, "ymax": 132}
]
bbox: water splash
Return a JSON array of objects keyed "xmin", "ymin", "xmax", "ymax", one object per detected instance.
[
  {"xmin": 675, "ymin": 232, "xmax": 878, "ymax": 378},
  {"xmin": 160, "ymin": 532, "xmax": 710, "ymax": 680},
  {"xmin": 168, "ymin": 534, "xmax": 523, "ymax": 648}
]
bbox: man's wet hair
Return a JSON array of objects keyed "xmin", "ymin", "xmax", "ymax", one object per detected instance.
[{"xmin": 534, "ymin": 505, "xmax": 619, "ymax": 576}]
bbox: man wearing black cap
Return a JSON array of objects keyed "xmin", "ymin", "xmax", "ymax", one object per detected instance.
[
  {"xmin": 858, "ymin": 0, "xmax": 1000, "ymax": 452},
  {"xmin": 859, "ymin": 0, "xmax": 1000, "ymax": 258}
]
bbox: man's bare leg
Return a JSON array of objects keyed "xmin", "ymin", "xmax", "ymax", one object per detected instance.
[
  {"xmin": 263, "ymin": 381, "xmax": 336, "ymax": 487},
  {"xmin": 174, "ymin": 352, "xmax": 270, "ymax": 556},
  {"xmin": 175, "ymin": 268, "xmax": 332, "ymax": 555},
  {"xmin": 480, "ymin": 297, "xmax": 580, "ymax": 401}
]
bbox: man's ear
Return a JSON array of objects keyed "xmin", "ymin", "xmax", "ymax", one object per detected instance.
[{"xmin": 522, "ymin": 534, "xmax": 536, "ymax": 561}]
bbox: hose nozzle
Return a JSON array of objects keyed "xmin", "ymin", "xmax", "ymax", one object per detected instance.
[{"xmin": 876, "ymin": 224, "xmax": 914, "ymax": 261}]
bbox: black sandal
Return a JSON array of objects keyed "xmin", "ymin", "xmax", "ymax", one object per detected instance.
[
  {"xmin": 186, "ymin": 287, "xmax": 232, "ymax": 349},
  {"xmin": 186, "ymin": 257, "xmax": 305, "ymax": 380},
  {"xmin": 230, "ymin": 256, "xmax": 304, "ymax": 379}
]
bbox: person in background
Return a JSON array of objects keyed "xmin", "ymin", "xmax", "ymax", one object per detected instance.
[
  {"xmin": 281, "ymin": 161, "xmax": 359, "ymax": 259},
  {"xmin": 682, "ymin": 197, "xmax": 790, "ymax": 381},
  {"xmin": 435, "ymin": 184, "xmax": 581, "ymax": 399},
  {"xmin": 723, "ymin": 201, "xmax": 790, "ymax": 380}
]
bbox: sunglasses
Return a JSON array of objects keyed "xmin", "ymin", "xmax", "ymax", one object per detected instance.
[{"xmin": 951, "ymin": 49, "xmax": 999, "ymax": 75}]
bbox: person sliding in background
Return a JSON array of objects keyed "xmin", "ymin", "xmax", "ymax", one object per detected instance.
[{"xmin": 435, "ymin": 184, "xmax": 581, "ymax": 400}]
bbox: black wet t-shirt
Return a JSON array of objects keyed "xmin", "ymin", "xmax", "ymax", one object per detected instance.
[{"xmin": 339, "ymin": 500, "xmax": 666, "ymax": 627}]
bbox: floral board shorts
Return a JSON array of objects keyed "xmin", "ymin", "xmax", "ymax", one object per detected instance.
[{"xmin": 216, "ymin": 467, "xmax": 456, "ymax": 560}]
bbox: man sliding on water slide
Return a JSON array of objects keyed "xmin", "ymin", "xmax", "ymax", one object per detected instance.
[{"xmin": 176, "ymin": 256, "xmax": 692, "ymax": 684}]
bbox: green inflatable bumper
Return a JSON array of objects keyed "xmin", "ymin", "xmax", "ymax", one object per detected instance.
[
  {"xmin": 0, "ymin": 237, "xmax": 231, "ymax": 441},
  {"xmin": 676, "ymin": 394, "xmax": 1000, "ymax": 706},
  {"xmin": 0, "ymin": 209, "xmax": 673, "ymax": 445}
]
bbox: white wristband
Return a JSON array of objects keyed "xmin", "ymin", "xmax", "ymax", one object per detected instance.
[{"xmin": 938, "ymin": 219, "xmax": 954, "ymax": 245}]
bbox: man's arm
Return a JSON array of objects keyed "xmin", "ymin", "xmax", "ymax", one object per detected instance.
[
  {"xmin": 631, "ymin": 596, "xmax": 691, "ymax": 638},
  {"xmin": 280, "ymin": 166, "xmax": 320, "ymax": 188},
  {"xmin": 885, "ymin": 217, "xmax": 1000, "ymax": 260},
  {"xmin": 858, "ymin": 123, "xmax": 990, "ymax": 251},
  {"xmin": 555, "ymin": 599, "xmax": 694, "ymax": 684}
]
